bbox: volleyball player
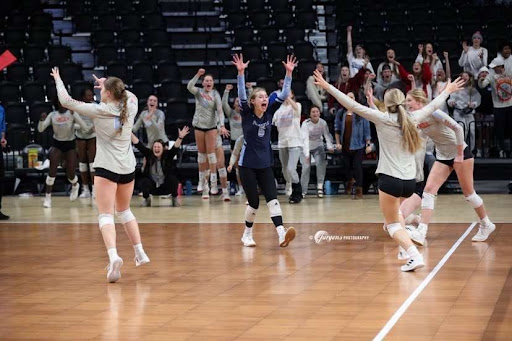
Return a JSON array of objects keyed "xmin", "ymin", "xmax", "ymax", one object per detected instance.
[
  {"xmin": 51, "ymin": 68, "xmax": 149, "ymax": 283},
  {"xmin": 76, "ymin": 88, "xmax": 96, "ymax": 198},
  {"xmin": 232, "ymin": 53, "xmax": 296, "ymax": 248},
  {"xmin": 313, "ymin": 70, "xmax": 465, "ymax": 271}
]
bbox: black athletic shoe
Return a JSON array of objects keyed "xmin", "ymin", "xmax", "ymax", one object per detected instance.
[{"xmin": 0, "ymin": 211, "xmax": 9, "ymax": 220}]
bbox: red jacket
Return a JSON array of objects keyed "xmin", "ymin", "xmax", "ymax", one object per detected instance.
[
  {"xmin": 398, "ymin": 62, "xmax": 432, "ymax": 95},
  {"xmin": 328, "ymin": 67, "xmax": 366, "ymax": 110}
]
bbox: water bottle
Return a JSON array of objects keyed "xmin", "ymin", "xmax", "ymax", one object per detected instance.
[
  {"xmin": 16, "ymin": 156, "xmax": 23, "ymax": 169},
  {"xmin": 177, "ymin": 183, "xmax": 183, "ymax": 197},
  {"xmin": 185, "ymin": 180, "xmax": 192, "ymax": 196},
  {"xmin": 230, "ymin": 181, "xmax": 236, "ymax": 195},
  {"xmin": 324, "ymin": 180, "xmax": 331, "ymax": 195}
]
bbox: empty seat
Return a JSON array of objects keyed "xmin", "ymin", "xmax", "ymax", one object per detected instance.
[
  {"xmin": 387, "ymin": 24, "xmax": 411, "ymax": 43},
  {"xmin": 96, "ymin": 44, "xmax": 118, "ymax": 66},
  {"xmin": 114, "ymin": 0, "xmax": 134, "ymax": 14},
  {"xmin": 251, "ymin": 11, "xmax": 271, "ymax": 29},
  {"xmin": 29, "ymin": 101, "xmax": 53, "ymax": 124},
  {"xmin": 120, "ymin": 14, "xmax": 142, "ymax": 31},
  {"xmin": 267, "ymin": 42, "xmax": 288, "ymax": 61},
  {"xmin": 96, "ymin": 14, "xmax": 118, "ymax": 31},
  {"xmin": 59, "ymin": 63, "xmax": 83, "ymax": 83},
  {"xmin": 136, "ymin": 0, "xmax": 160, "ymax": 14},
  {"xmin": 247, "ymin": 0, "xmax": 266, "ymax": 11},
  {"xmin": 132, "ymin": 61, "xmax": 154, "ymax": 82},
  {"xmin": 92, "ymin": 29, "xmax": 116, "ymax": 45},
  {"xmin": 118, "ymin": 29, "xmax": 141, "ymax": 45},
  {"xmin": 165, "ymin": 98, "xmax": 190, "ymax": 124},
  {"xmin": 158, "ymin": 79, "xmax": 183, "ymax": 100},
  {"xmin": 150, "ymin": 44, "xmax": 173, "ymax": 63},
  {"xmin": 22, "ymin": 81, "xmax": 46, "ymax": 104},
  {"xmin": 6, "ymin": 63, "xmax": 30, "ymax": 84},
  {"xmin": 75, "ymin": 14, "xmax": 94, "ymax": 33},
  {"xmin": 23, "ymin": 45, "xmax": 46, "ymax": 65},
  {"xmin": 242, "ymin": 43, "xmax": 262, "ymax": 61},
  {"xmin": 227, "ymin": 12, "xmax": 247, "ymax": 29},
  {"xmin": 0, "ymin": 82, "xmax": 21, "ymax": 103},
  {"xmin": 28, "ymin": 30, "xmax": 51, "ymax": 47},
  {"xmin": 143, "ymin": 29, "xmax": 169, "ymax": 46},
  {"xmin": 295, "ymin": 0, "xmax": 314, "ymax": 11},
  {"xmin": 5, "ymin": 103, "xmax": 28, "ymax": 126},
  {"xmin": 48, "ymin": 45, "xmax": 72, "ymax": 64},
  {"xmin": 284, "ymin": 28, "xmax": 305, "ymax": 43},
  {"xmin": 30, "ymin": 13, "xmax": 53, "ymax": 30},
  {"xmin": 7, "ymin": 13, "xmax": 28, "ymax": 29},
  {"xmin": 295, "ymin": 10, "xmax": 316, "ymax": 30},
  {"xmin": 291, "ymin": 81, "xmax": 307, "ymax": 100},
  {"xmin": 259, "ymin": 28, "xmax": 280, "ymax": 43},
  {"xmin": 269, "ymin": 0, "xmax": 289, "ymax": 11},
  {"xmin": 273, "ymin": 10, "xmax": 294, "ymax": 28},
  {"xmin": 256, "ymin": 77, "xmax": 278, "ymax": 94},
  {"xmin": 124, "ymin": 44, "xmax": 146, "ymax": 61},
  {"xmin": 131, "ymin": 79, "xmax": 155, "ymax": 100},
  {"xmin": 141, "ymin": 13, "xmax": 165, "ymax": 30},
  {"xmin": 71, "ymin": 81, "xmax": 94, "ymax": 101},
  {"xmin": 297, "ymin": 59, "xmax": 317, "ymax": 81},
  {"xmin": 292, "ymin": 41, "xmax": 314, "ymax": 60},
  {"xmin": 46, "ymin": 81, "xmax": 57, "ymax": 103},
  {"xmin": 33, "ymin": 62, "xmax": 53, "ymax": 82},
  {"xmin": 222, "ymin": 0, "xmax": 241, "ymax": 13},
  {"xmin": 106, "ymin": 61, "xmax": 130, "ymax": 81},
  {"xmin": 157, "ymin": 61, "xmax": 180, "ymax": 82},
  {"xmin": 247, "ymin": 60, "xmax": 271, "ymax": 81},
  {"xmin": 3, "ymin": 29, "xmax": 26, "ymax": 48},
  {"xmin": 7, "ymin": 126, "xmax": 30, "ymax": 151},
  {"xmin": 234, "ymin": 27, "xmax": 255, "ymax": 46},
  {"xmin": 363, "ymin": 25, "xmax": 386, "ymax": 43}
]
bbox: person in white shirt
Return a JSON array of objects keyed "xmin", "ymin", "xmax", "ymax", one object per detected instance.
[
  {"xmin": 300, "ymin": 106, "xmax": 334, "ymax": 198},
  {"xmin": 51, "ymin": 68, "xmax": 150, "ymax": 283},
  {"xmin": 346, "ymin": 26, "xmax": 375, "ymax": 77},
  {"xmin": 377, "ymin": 49, "xmax": 400, "ymax": 84},
  {"xmin": 313, "ymin": 69, "xmax": 465, "ymax": 272},
  {"xmin": 272, "ymin": 91, "xmax": 304, "ymax": 203},
  {"xmin": 459, "ymin": 31, "xmax": 488, "ymax": 78}
]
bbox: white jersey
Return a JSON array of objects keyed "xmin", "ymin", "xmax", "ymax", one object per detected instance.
[
  {"xmin": 300, "ymin": 118, "xmax": 333, "ymax": 157},
  {"xmin": 38, "ymin": 110, "xmax": 90, "ymax": 141},
  {"xmin": 56, "ymin": 79, "xmax": 138, "ymax": 174},
  {"xmin": 272, "ymin": 102, "xmax": 303, "ymax": 149}
]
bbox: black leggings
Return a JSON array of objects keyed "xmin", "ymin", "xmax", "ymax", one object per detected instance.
[
  {"xmin": 138, "ymin": 173, "xmax": 179, "ymax": 198},
  {"xmin": 239, "ymin": 166, "xmax": 277, "ymax": 209},
  {"xmin": 343, "ymin": 148, "xmax": 364, "ymax": 187}
]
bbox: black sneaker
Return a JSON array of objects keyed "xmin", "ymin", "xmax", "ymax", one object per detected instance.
[{"xmin": 0, "ymin": 211, "xmax": 9, "ymax": 220}]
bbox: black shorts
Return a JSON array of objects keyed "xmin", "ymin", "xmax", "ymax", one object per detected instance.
[
  {"xmin": 437, "ymin": 146, "xmax": 473, "ymax": 167},
  {"xmin": 76, "ymin": 136, "xmax": 96, "ymax": 142},
  {"xmin": 193, "ymin": 126, "xmax": 217, "ymax": 132},
  {"xmin": 415, "ymin": 181, "xmax": 425, "ymax": 197},
  {"xmin": 52, "ymin": 139, "xmax": 76, "ymax": 153},
  {"xmin": 95, "ymin": 167, "xmax": 135, "ymax": 184},
  {"xmin": 378, "ymin": 174, "xmax": 416, "ymax": 198}
]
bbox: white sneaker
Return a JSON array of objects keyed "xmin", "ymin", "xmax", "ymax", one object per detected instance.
[
  {"xmin": 241, "ymin": 232, "xmax": 256, "ymax": 247},
  {"xmin": 235, "ymin": 188, "xmax": 244, "ymax": 196},
  {"xmin": 79, "ymin": 186, "xmax": 91, "ymax": 198},
  {"xmin": 472, "ymin": 222, "xmax": 496, "ymax": 242},
  {"xmin": 134, "ymin": 252, "xmax": 150, "ymax": 267},
  {"xmin": 404, "ymin": 225, "xmax": 416, "ymax": 238},
  {"xmin": 398, "ymin": 246, "xmax": 410, "ymax": 260},
  {"xmin": 43, "ymin": 195, "xmax": 52, "ymax": 208},
  {"xmin": 106, "ymin": 257, "xmax": 123, "ymax": 283},
  {"xmin": 210, "ymin": 182, "xmax": 219, "ymax": 195},
  {"xmin": 222, "ymin": 193, "xmax": 231, "ymax": 202},
  {"xmin": 202, "ymin": 182, "xmax": 210, "ymax": 199},
  {"xmin": 411, "ymin": 225, "xmax": 427, "ymax": 246},
  {"xmin": 401, "ymin": 254, "xmax": 425, "ymax": 272},
  {"xmin": 91, "ymin": 185, "xmax": 95, "ymax": 198},
  {"xmin": 285, "ymin": 182, "xmax": 292, "ymax": 196},
  {"xmin": 70, "ymin": 183, "xmax": 79, "ymax": 201},
  {"xmin": 404, "ymin": 214, "xmax": 421, "ymax": 226},
  {"xmin": 197, "ymin": 181, "xmax": 203, "ymax": 193},
  {"xmin": 278, "ymin": 226, "xmax": 296, "ymax": 247}
]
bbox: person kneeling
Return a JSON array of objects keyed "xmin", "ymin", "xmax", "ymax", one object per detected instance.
[{"xmin": 131, "ymin": 126, "xmax": 189, "ymax": 207}]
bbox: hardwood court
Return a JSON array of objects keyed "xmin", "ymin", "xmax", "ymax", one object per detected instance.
[{"xmin": 1, "ymin": 195, "xmax": 511, "ymax": 340}]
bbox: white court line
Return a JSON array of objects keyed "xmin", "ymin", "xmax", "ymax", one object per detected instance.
[{"xmin": 373, "ymin": 222, "xmax": 478, "ymax": 341}]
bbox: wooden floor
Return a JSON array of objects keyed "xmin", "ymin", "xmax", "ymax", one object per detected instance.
[{"xmin": 1, "ymin": 194, "xmax": 512, "ymax": 340}]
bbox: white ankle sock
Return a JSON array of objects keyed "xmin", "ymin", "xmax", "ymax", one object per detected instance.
[
  {"xmin": 407, "ymin": 246, "xmax": 420, "ymax": 258},
  {"xmin": 107, "ymin": 248, "xmax": 119, "ymax": 262},
  {"xmin": 276, "ymin": 225, "xmax": 285, "ymax": 235},
  {"xmin": 222, "ymin": 187, "xmax": 228, "ymax": 194},
  {"xmin": 481, "ymin": 216, "xmax": 491, "ymax": 226},
  {"xmin": 244, "ymin": 227, "xmax": 252, "ymax": 234},
  {"xmin": 133, "ymin": 243, "xmax": 144, "ymax": 257},
  {"xmin": 418, "ymin": 223, "xmax": 428, "ymax": 232}
]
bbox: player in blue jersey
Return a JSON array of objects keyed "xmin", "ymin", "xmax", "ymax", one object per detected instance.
[{"xmin": 232, "ymin": 53, "xmax": 297, "ymax": 248}]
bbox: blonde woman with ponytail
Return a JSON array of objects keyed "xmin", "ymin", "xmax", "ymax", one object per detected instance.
[
  {"xmin": 52, "ymin": 68, "xmax": 150, "ymax": 283},
  {"xmin": 403, "ymin": 88, "xmax": 495, "ymax": 246},
  {"xmin": 313, "ymin": 70, "xmax": 464, "ymax": 272}
]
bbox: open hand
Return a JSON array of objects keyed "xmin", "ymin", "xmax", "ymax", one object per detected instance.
[
  {"xmin": 445, "ymin": 77, "xmax": 466, "ymax": 94},
  {"xmin": 50, "ymin": 67, "xmax": 61, "ymax": 81},
  {"xmin": 232, "ymin": 54, "xmax": 250, "ymax": 73},
  {"xmin": 92, "ymin": 74, "xmax": 106, "ymax": 89},
  {"xmin": 313, "ymin": 69, "xmax": 330, "ymax": 90},
  {"xmin": 220, "ymin": 126, "xmax": 230, "ymax": 138},
  {"xmin": 282, "ymin": 54, "xmax": 298, "ymax": 75},
  {"xmin": 178, "ymin": 126, "xmax": 190, "ymax": 139}
]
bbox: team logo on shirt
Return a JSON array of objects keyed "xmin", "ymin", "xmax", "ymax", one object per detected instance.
[
  {"xmin": 253, "ymin": 120, "xmax": 270, "ymax": 137},
  {"xmin": 495, "ymin": 77, "xmax": 511, "ymax": 102},
  {"xmin": 54, "ymin": 115, "xmax": 71, "ymax": 124}
]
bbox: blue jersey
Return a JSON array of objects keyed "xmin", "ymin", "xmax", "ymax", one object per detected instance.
[{"xmin": 237, "ymin": 74, "xmax": 291, "ymax": 169}]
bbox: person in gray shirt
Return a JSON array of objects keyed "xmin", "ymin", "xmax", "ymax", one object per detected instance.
[{"xmin": 132, "ymin": 95, "xmax": 169, "ymax": 147}]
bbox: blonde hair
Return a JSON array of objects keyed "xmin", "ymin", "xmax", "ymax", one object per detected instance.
[
  {"xmin": 384, "ymin": 89, "xmax": 421, "ymax": 154},
  {"xmin": 406, "ymin": 88, "xmax": 429, "ymax": 105},
  {"xmin": 249, "ymin": 87, "xmax": 267, "ymax": 108},
  {"xmin": 104, "ymin": 77, "xmax": 128, "ymax": 133}
]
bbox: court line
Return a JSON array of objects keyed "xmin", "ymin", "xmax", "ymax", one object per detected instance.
[{"xmin": 373, "ymin": 222, "xmax": 478, "ymax": 341}]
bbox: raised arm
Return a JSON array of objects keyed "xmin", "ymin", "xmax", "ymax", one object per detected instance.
[
  {"xmin": 132, "ymin": 112, "xmax": 144, "ymax": 132},
  {"xmin": 346, "ymin": 26, "xmax": 353, "ymax": 56},
  {"xmin": 458, "ymin": 41, "xmax": 468, "ymax": 67},
  {"xmin": 233, "ymin": 54, "xmax": 250, "ymax": 103},
  {"xmin": 222, "ymin": 85, "xmax": 233, "ymax": 115},
  {"xmin": 51, "ymin": 68, "xmax": 101, "ymax": 117},
  {"xmin": 444, "ymin": 52, "xmax": 451, "ymax": 80},
  {"xmin": 187, "ymin": 69, "xmax": 203, "ymax": 95},
  {"xmin": 413, "ymin": 77, "xmax": 466, "ymax": 122},
  {"xmin": 37, "ymin": 112, "xmax": 53, "ymax": 132},
  {"xmin": 214, "ymin": 91, "xmax": 226, "ymax": 132},
  {"xmin": 306, "ymin": 76, "xmax": 323, "ymax": 108},
  {"xmin": 275, "ymin": 55, "xmax": 296, "ymax": 103}
]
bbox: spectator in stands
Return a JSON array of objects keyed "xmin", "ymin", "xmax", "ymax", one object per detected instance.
[
  {"xmin": 53, "ymin": 69, "xmax": 150, "ymax": 283},
  {"xmin": 222, "ymin": 84, "xmax": 244, "ymax": 196},
  {"xmin": 498, "ymin": 41, "xmax": 511, "ymax": 75},
  {"xmin": 132, "ymin": 95, "xmax": 168, "ymax": 148},
  {"xmin": 478, "ymin": 56, "xmax": 512, "ymax": 158},
  {"xmin": 38, "ymin": 98, "xmax": 92, "ymax": 208},
  {"xmin": 300, "ymin": 105, "xmax": 334, "ymax": 198},
  {"xmin": 273, "ymin": 91, "xmax": 305, "ymax": 203},
  {"xmin": 187, "ymin": 69, "xmax": 228, "ymax": 199},
  {"xmin": 394, "ymin": 59, "xmax": 433, "ymax": 99},
  {"xmin": 0, "ymin": 103, "xmax": 8, "ymax": 220},
  {"xmin": 328, "ymin": 64, "xmax": 367, "ymax": 115},
  {"xmin": 448, "ymin": 72, "xmax": 481, "ymax": 154},
  {"xmin": 432, "ymin": 52, "xmax": 451, "ymax": 110},
  {"xmin": 377, "ymin": 49, "xmax": 400, "ymax": 84},
  {"xmin": 334, "ymin": 92, "xmax": 372, "ymax": 199},
  {"xmin": 373, "ymin": 64, "xmax": 394, "ymax": 101},
  {"xmin": 475, "ymin": 66, "xmax": 493, "ymax": 157},
  {"xmin": 76, "ymin": 88, "xmax": 97, "ymax": 199},
  {"xmin": 346, "ymin": 26, "xmax": 375, "ymax": 77},
  {"xmin": 132, "ymin": 126, "xmax": 189, "ymax": 208},
  {"xmin": 416, "ymin": 43, "xmax": 443, "ymax": 79},
  {"xmin": 306, "ymin": 62, "xmax": 328, "ymax": 112},
  {"xmin": 269, "ymin": 78, "xmax": 284, "ymax": 105},
  {"xmin": 459, "ymin": 31, "xmax": 488, "ymax": 78}
]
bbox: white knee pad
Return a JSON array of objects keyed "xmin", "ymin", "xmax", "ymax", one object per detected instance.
[
  {"xmin": 89, "ymin": 163, "xmax": 95, "ymax": 172},
  {"xmin": 46, "ymin": 176, "xmax": 55, "ymax": 186},
  {"xmin": 69, "ymin": 175, "xmax": 78, "ymax": 184},
  {"xmin": 386, "ymin": 223, "xmax": 403, "ymax": 238},
  {"xmin": 207, "ymin": 153, "xmax": 217, "ymax": 164},
  {"xmin": 98, "ymin": 213, "xmax": 114, "ymax": 229},
  {"xmin": 266, "ymin": 199, "xmax": 282, "ymax": 217},
  {"xmin": 245, "ymin": 205, "xmax": 257, "ymax": 223},
  {"xmin": 79, "ymin": 162, "xmax": 88, "ymax": 172},
  {"xmin": 115, "ymin": 208, "xmax": 136, "ymax": 224},
  {"xmin": 198, "ymin": 152, "xmax": 207, "ymax": 163},
  {"xmin": 218, "ymin": 167, "xmax": 227, "ymax": 178},
  {"xmin": 465, "ymin": 192, "xmax": 483, "ymax": 208},
  {"xmin": 421, "ymin": 192, "xmax": 436, "ymax": 210}
]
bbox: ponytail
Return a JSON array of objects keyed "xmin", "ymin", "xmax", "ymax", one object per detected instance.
[
  {"xmin": 103, "ymin": 76, "xmax": 129, "ymax": 134},
  {"xmin": 118, "ymin": 90, "xmax": 128, "ymax": 133}
]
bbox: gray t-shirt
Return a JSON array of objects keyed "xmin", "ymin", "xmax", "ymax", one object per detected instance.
[
  {"xmin": 187, "ymin": 74, "xmax": 224, "ymax": 129},
  {"xmin": 133, "ymin": 109, "xmax": 168, "ymax": 146}
]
